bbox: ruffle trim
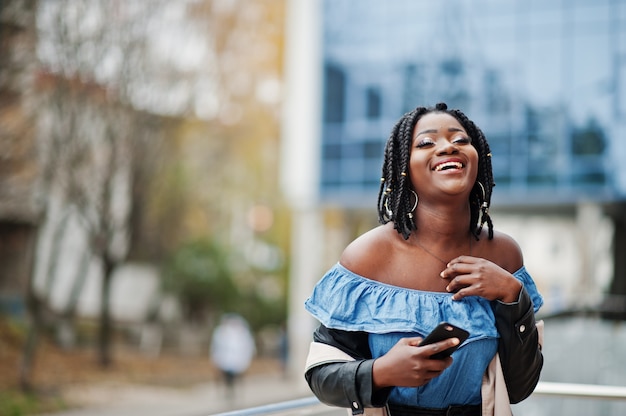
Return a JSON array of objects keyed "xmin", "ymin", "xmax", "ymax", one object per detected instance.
[
  {"xmin": 511, "ymin": 266, "xmax": 544, "ymax": 313},
  {"xmin": 304, "ymin": 263, "xmax": 543, "ymax": 340}
]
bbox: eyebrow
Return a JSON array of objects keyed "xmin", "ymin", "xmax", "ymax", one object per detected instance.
[{"xmin": 415, "ymin": 127, "xmax": 465, "ymax": 137}]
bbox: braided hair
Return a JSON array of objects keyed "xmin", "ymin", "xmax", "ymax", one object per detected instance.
[{"xmin": 376, "ymin": 102, "xmax": 495, "ymax": 240}]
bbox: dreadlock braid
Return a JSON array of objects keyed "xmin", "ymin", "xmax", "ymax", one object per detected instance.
[
  {"xmin": 447, "ymin": 108, "xmax": 495, "ymax": 239},
  {"xmin": 376, "ymin": 103, "xmax": 496, "ymax": 240},
  {"xmin": 377, "ymin": 121, "xmax": 401, "ymax": 219},
  {"xmin": 377, "ymin": 106, "xmax": 428, "ymax": 239}
]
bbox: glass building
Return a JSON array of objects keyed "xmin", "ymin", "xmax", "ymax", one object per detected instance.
[{"xmin": 319, "ymin": 0, "xmax": 626, "ymax": 208}]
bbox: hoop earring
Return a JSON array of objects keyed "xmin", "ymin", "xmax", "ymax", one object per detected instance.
[
  {"xmin": 475, "ymin": 181, "xmax": 489, "ymax": 231},
  {"xmin": 384, "ymin": 196, "xmax": 393, "ymax": 218},
  {"xmin": 407, "ymin": 190, "xmax": 418, "ymax": 219},
  {"xmin": 475, "ymin": 181, "xmax": 486, "ymax": 202},
  {"xmin": 475, "ymin": 182, "xmax": 489, "ymax": 209}
]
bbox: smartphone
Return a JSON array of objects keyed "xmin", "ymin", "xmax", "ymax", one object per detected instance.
[{"xmin": 420, "ymin": 322, "xmax": 470, "ymax": 359}]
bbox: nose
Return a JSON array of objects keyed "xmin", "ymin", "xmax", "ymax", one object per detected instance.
[{"xmin": 436, "ymin": 138, "xmax": 458, "ymax": 155}]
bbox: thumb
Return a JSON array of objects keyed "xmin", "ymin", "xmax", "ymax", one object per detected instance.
[{"xmin": 406, "ymin": 337, "xmax": 423, "ymax": 347}]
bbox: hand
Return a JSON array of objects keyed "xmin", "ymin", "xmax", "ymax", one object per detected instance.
[
  {"xmin": 372, "ymin": 336, "xmax": 458, "ymax": 389},
  {"xmin": 440, "ymin": 256, "xmax": 522, "ymax": 303}
]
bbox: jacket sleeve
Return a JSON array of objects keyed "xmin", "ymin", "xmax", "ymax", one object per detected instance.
[
  {"xmin": 492, "ymin": 286, "xmax": 543, "ymax": 403},
  {"xmin": 304, "ymin": 324, "xmax": 393, "ymax": 413}
]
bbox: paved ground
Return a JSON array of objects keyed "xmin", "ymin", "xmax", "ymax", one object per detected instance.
[{"xmin": 39, "ymin": 373, "xmax": 338, "ymax": 416}]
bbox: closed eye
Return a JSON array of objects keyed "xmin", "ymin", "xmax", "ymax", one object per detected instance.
[
  {"xmin": 416, "ymin": 138, "xmax": 435, "ymax": 148},
  {"xmin": 452, "ymin": 136, "xmax": 471, "ymax": 145}
]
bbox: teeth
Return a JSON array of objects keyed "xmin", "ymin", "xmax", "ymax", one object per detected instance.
[{"xmin": 435, "ymin": 161, "xmax": 463, "ymax": 171}]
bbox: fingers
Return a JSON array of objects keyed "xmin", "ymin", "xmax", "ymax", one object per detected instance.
[
  {"xmin": 440, "ymin": 256, "xmax": 480, "ymax": 279},
  {"xmin": 448, "ymin": 286, "xmax": 471, "ymax": 300},
  {"xmin": 445, "ymin": 273, "xmax": 478, "ymax": 295},
  {"xmin": 445, "ymin": 255, "xmax": 480, "ymax": 269},
  {"xmin": 419, "ymin": 337, "xmax": 460, "ymax": 350},
  {"xmin": 378, "ymin": 337, "xmax": 456, "ymax": 387},
  {"xmin": 402, "ymin": 336, "xmax": 423, "ymax": 347},
  {"xmin": 444, "ymin": 269, "xmax": 520, "ymax": 301},
  {"xmin": 442, "ymin": 271, "xmax": 474, "ymax": 299},
  {"xmin": 419, "ymin": 337, "xmax": 460, "ymax": 358},
  {"xmin": 401, "ymin": 336, "xmax": 458, "ymax": 359},
  {"xmin": 402, "ymin": 336, "xmax": 459, "ymax": 363},
  {"xmin": 440, "ymin": 257, "xmax": 495, "ymax": 299}
]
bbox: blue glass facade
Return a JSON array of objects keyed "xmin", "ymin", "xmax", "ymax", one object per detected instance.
[{"xmin": 320, "ymin": 0, "xmax": 626, "ymax": 207}]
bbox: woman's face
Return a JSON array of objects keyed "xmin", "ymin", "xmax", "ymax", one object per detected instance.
[{"xmin": 409, "ymin": 112, "xmax": 478, "ymax": 200}]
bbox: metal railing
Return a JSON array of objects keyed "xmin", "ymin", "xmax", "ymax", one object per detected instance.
[
  {"xmin": 533, "ymin": 381, "xmax": 626, "ymax": 400},
  {"xmin": 212, "ymin": 396, "xmax": 322, "ymax": 416},
  {"xmin": 211, "ymin": 381, "xmax": 626, "ymax": 416}
]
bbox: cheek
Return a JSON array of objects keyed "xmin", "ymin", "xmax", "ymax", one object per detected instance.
[
  {"xmin": 469, "ymin": 148, "xmax": 479, "ymax": 174},
  {"xmin": 470, "ymin": 164, "xmax": 479, "ymax": 182},
  {"xmin": 464, "ymin": 156, "xmax": 479, "ymax": 183},
  {"xmin": 408, "ymin": 159, "xmax": 433, "ymax": 195},
  {"xmin": 409, "ymin": 149, "xmax": 428, "ymax": 166},
  {"xmin": 408, "ymin": 153, "xmax": 429, "ymax": 180}
]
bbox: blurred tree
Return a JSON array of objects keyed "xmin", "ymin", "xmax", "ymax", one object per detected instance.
[
  {"xmin": 29, "ymin": 76, "xmax": 137, "ymax": 370},
  {"xmin": 163, "ymin": 238, "xmax": 237, "ymax": 323},
  {"xmin": 23, "ymin": 0, "xmax": 171, "ymax": 375},
  {"xmin": 11, "ymin": 0, "xmax": 288, "ymax": 390},
  {"xmin": 149, "ymin": 0, "xmax": 290, "ymax": 331},
  {"xmin": 0, "ymin": 0, "xmax": 42, "ymax": 392}
]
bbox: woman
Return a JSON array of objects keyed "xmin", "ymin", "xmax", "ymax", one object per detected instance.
[{"xmin": 304, "ymin": 103, "xmax": 543, "ymax": 416}]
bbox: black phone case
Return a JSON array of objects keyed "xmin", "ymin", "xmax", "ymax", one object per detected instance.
[{"xmin": 420, "ymin": 322, "xmax": 470, "ymax": 359}]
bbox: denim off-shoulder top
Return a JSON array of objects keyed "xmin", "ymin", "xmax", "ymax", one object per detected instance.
[{"xmin": 305, "ymin": 263, "xmax": 543, "ymax": 408}]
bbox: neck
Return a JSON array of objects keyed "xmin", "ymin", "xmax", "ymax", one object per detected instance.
[{"xmin": 412, "ymin": 202, "xmax": 472, "ymax": 242}]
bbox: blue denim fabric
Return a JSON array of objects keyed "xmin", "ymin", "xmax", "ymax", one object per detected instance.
[
  {"xmin": 369, "ymin": 333, "xmax": 496, "ymax": 406},
  {"xmin": 304, "ymin": 263, "xmax": 544, "ymax": 407}
]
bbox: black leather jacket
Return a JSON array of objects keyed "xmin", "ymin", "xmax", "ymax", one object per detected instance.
[{"xmin": 305, "ymin": 287, "xmax": 543, "ymax": 413}]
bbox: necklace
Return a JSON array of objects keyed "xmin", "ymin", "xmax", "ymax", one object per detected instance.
[{"xmin": 413, "ymin": 234, "xmax": 472, "ymax": 265}]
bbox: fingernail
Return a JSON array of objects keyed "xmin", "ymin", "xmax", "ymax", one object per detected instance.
[{"xmin": 440, "ymin": 271, "xmax": 445, "ymax": 278}]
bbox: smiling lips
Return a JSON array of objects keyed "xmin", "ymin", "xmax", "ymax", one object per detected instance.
[{"xmin": 433, "ymin": 160, "xmax": 464, "ymax": 172}]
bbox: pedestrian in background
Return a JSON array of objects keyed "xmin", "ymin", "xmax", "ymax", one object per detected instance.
[{"xmin": 210, "ymin": 313, "xmax": 256, "ymax": 399}]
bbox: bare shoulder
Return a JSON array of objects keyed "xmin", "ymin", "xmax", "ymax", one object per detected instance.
[
  {"xmin": 339, "ymin": 223, "xmax": 396, "ymax": 279},
  {"xmin": 481, "ymin": 229, "xmax": 524, "ymax": 273}
]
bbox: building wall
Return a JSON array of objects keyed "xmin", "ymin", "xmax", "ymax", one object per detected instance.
[
  {"xmin": 495, "ymin": 204, "xmax": 614, "ymax": 315},
  {"xmin": 319, "ymin": 0, "xmax": 626, "ymax": 205}
]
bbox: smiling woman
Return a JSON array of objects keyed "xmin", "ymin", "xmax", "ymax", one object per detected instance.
[
  {"xmin": 378, "ymin": 103, "xmax": 494, "ymax": 242},
  {"xmin": 303, "ymin": 103, "xmax": 544, "ymax": 416},
  {"xmin": 408, "ymin": 112, "xmax": 479, "ymax": 233}
]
